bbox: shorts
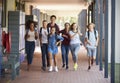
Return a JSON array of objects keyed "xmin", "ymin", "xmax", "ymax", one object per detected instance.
[
  {"xmin": 48, "ymin": 47, "xmax": 58, "ymax": 55},
  {"xmin": 87, "ymin": 47, "xmax": 97, "ymax": 57}
]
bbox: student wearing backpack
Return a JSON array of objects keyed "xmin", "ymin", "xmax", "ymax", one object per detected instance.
[
  {"xmin": 25, "ymin": 21, "xmax": 38, "ymax": 71},
  {"xmin": 48, "ymin": 27, "xmax": 64, "ymax": 72},
  {"xmin": 39, "ymin": 20, "xmax": 49, "ymax": 71},
  {"xmin": 59, "ymin": 22, "xmax": 70, "ymax": 69},
  {"xmin": 85, "ymin": 23, "xmax": 99, "ymax": 70}
]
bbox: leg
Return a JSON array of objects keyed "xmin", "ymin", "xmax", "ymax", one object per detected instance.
[
  {"xmin": 87, "ymin": 48, "xmax": 92, "ymax": 70},
  {"xmin": 91, "ymin": 48, "xmax": 97, "ymax": 65},
  {"xmin": 70, "ymin": 45, "xmax": 75, "ymax": 63},
  {"xmin": 41, "ymin": 44, "xmax": 46, "ymax": 69},
  {"xmin": 53, "ymin": 54, "xmax": 58, "ymax": 72},
  {"xmin": 45, "ymin": 44, "xmax": 49, "ymax": 67},
  {"xmin": 74, "ymin": 44, "xmax": 80, "ymax": 63},
  {"xmin": 65, "ymin": 45, "xmax": 69, "ymax": 69},
  {"xmin": 25, "ymin": 41, "xmax": 31, "ymax": 70},
  {"xmin": 61, "ymin": 45, "xmax": 65, "ymax": 67},
  {"xmin": 48, "ymin": 51, "xmax": 53, "ymax": 72},
  {"xmin": 29, "ymin": 42, "xmax": 35, "ymax": 64}
]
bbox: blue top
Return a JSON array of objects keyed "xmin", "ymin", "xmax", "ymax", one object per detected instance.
[{"xmin": 48, "ymin": 34, "xmax": 64, "ymax": 50}]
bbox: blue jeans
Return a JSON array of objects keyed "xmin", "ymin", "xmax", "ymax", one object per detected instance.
[
  {"xmin": 70, "ymin": 44, "xmax": 80, "ymax": 63},
  {"xmin": 61, "ymin": 45, "xmax": 69, "ymax": 66},
  {"xmin": 41, "ymin": 43, "xmax": 49, "ymax": 67},
  {"xmin": 25, "ymin": 41, "xmax": 35, "ymax": 65}
]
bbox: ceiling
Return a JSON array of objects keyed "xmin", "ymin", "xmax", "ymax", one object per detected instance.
[{"xmin": 23, "ymin": 0, "xmax": 89, "ymax": 17}]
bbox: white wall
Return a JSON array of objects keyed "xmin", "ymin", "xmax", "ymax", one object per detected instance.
[
  {"xmin": 108, "ymin": 0, "xmax": 111, "ymax": 63},
  {"xmin": 115, "ymin": 0, "xmax": 120, "ymax": 63}
]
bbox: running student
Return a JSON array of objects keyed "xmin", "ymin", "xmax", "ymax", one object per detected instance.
[
  {"xmin": 48, "ymin": 27, "xmax": 64, "ymax": 72},
  {"xmin": 85, "ymin": 23, "xmax": 99, "ymax": 70}
]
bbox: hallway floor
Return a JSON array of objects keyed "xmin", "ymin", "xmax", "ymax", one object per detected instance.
[{"xmin": 1, "ymin": 47, "xmax": 110, "ymax": 83}]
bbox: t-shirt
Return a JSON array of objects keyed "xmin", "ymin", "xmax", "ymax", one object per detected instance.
[
  {"xmin": 41, "ymin": 28, "xmax": 48, "ymax": 44},
  {"xmin": 27, "ymin": 30, "xmax": 36, "ymax": 42},
  {"xmin": 69, "ymin": 31, "xmax": 81, "ymax": 45},
  {"xmin": 59, "ymin": 29, "xmax": 70, "ymax": 45},
  {"xmin": 47, "ymin": 23, "xmax": 59, "ymax": 34},
  {"xmin": 85, "ymin": 30, "xmax": 98, "ymax": 48}
]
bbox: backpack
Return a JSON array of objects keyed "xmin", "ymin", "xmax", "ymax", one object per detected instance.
[
  {"xmin": 87, "ymin": 29, "xmax": 97, "ymax": 40},
  {"xmin": 39, "ymin": 27, "xmax": 49, "ymax": 37}
]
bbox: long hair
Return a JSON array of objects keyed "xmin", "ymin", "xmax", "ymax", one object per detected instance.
[
  {"xmin": 70, "ymin": 23, "xmax": 78, "ymax": 31},
  {"xmin": 64, "ymin": 22, "xmax": 70, "ymax": 30}
]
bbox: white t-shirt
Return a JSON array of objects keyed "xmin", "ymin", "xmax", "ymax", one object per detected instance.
[
  {"xmin": 69, "ymin": 31, "xmax": 81, "ymax": 45},
  {"xmin": 85, "ymin": 30, "xmax": 98, "ymax": 48},
  {"xmin": 41, "ymin": 28, "xmax": 48, "ymax": 44},
  {"xmin": 27, "ymin": 30, "xmax": 36, "ymax": 42}
]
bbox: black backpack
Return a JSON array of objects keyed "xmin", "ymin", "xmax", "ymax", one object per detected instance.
[
  {"xmin": 39, "ymin": 27, "xmax": 49, "ymax": 37},
  {"xmin": 87, "ymin": 29, "xmax": 97, "ymax": 40}
]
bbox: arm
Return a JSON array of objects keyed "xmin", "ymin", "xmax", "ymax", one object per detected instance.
[
  {"xmin": 85, "ymin": 32, "xmax": 91, "ymax": 45},
  {"xmin": 24, "ymin": 30, "xmax": 30, "ymax": 40},
  {"xmin": 95, "ymin": 31, "xmax": 99, "ymax": 46},
  {"xmin": 69, "ymin": 32, "xmax": 78, "ymax": 39},
  {"xmin": 35, "ymin": 31, "xmax": 38, "ymax": 40}
]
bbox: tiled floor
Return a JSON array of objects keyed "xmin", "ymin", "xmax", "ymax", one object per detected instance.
[{"xmin": 0, "ymin": 47, "xmax": 110, "ymax": 83}]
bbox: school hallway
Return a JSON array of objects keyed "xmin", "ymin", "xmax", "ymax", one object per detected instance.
[{"xmin": 4, "ymin": 46, "xmax": 110, "ymax": 83}]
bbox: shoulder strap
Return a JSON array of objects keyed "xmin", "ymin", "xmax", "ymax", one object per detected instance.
[
  {"xmin": 40, "ymin": 27, "xmax": 42, "ymax": 34},
  {"xmin": 87, "ymin": 31, "xmax": 89, "ymax": 40},
  {"xmin": 94, "ymin": 30, "xmax": 97, "ymax": 40}
]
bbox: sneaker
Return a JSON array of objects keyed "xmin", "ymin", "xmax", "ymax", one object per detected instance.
[
  {"xmin": 88, "ymin": 66, "xmax": 91, "ymax": 70},
  {"xmin": 41, "ymin": 67, "xmax": 46, "ymax": 71},
  {"xmin": 48, "ymin": 66, "xmax": 53, "ymax": 72},
  {"xmin": 66, "ymin": 66, "xmax": 69, "ymax": 70},
  {"xmin": 74, "ymin": 63, "xmax": 78, "ymax": 71},
  {"xmin": 62, "ymin": 64, "xmax": 65, "ymax": 68},
  {"xmin": 54, "ymin": 66, "xmax": 58, "ymax": 72}
]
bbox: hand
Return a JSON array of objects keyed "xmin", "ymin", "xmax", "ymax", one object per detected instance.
[
  {"xmin": 35, "ymin": 32, "xmax": 38, "ymax": 36},
  {"xmin": 27, "ymin": 35, "xmax": 30, "ymax": 38},
  {"xmin": 87, "ymin": 42, "xmax": 91, "ymax": 45},
  {"xmin": 62, "ymin": 34, "xmax": 68, "ymax": 38}
]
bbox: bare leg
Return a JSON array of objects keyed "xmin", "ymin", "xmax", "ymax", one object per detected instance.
[
  {"xmin": 54, "ymin": 54, "xmax": 58, "ymax": 66},
  {"xmin": 48, "ymin": 52, "xmax": 53, "ymax": 66}
]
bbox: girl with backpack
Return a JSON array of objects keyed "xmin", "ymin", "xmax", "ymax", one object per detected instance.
[{"xmin": 85, "ymin": 23, "xmax": 99, "ymax": 70}]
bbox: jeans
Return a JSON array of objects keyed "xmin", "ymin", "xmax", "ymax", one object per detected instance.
[
  {"xmin": 61, "ymin": 45, "xmax": 70, "ymax": 66},
  {"xmin": 41, "ymin": 43, "xmax": 49, "ymax": 68},
  {"xmin": 70, "ymin": 43, "xmax": 80, "ymax": 63},
  {"xmin": 25, "ymin": 41, "xmax": 35, "ymax": 64}
]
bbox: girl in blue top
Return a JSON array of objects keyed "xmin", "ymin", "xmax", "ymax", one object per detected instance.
[{"xmin": 48, "ymin": 27, "xmax": 64, "ymax": 72}]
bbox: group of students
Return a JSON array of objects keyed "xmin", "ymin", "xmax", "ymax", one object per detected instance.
[{"xmin": 24, "ymin": 15, "xmax": 99, "ymax": 72}]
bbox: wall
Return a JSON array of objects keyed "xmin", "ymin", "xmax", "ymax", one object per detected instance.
[
  {"xmin": 108, "ymin": 0, "xmax": 111, "ymax": 63},
  {"xmin": 115, "ymin": 0, "xmax": 120, "ymax": 63}
]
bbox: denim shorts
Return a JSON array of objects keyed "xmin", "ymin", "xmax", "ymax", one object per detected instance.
[
  {"xmin": 87, "ymin": 47, "xmax": 97, "ymax": 57},
  {"xmin": 48, "ymin": 47, "xmax": 58, "ymax": 55}
]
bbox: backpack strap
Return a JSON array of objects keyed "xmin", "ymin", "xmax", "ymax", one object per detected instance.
[
  {"xmin": 94, "ymin": 30, "xmax": 97, "ymax": 40},
  {"xmin": 87, "ymin": 31, "xmax": 90, "ymax": 40},
  {"xmin": 87, "ymin": 30, "xmax": 97, "ymax": 40}
]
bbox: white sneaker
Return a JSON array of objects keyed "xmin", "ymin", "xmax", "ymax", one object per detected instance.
[
  {"xmin": 48, "ymin": 66, "xmax": 53, "ymax": 72},
  {"xmin": 54, "ymin": 66, "xmax": 58, "ymax": 72}
]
